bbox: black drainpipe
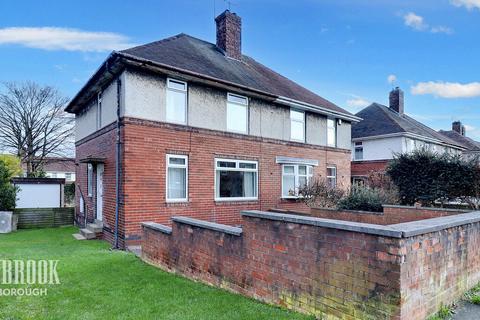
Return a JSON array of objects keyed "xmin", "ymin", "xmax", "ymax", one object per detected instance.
[{"xmin": 114, "ymin": 77, "xmax": 121, "ymax": 249}]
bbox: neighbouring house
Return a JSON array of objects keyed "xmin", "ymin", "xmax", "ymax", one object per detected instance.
[
  {"xmin": 65, "ymin": 10, "xmax": 360, "ymax": 248},
  {"xmin": 439, "ymin": 121, "xmax": 480, "ymax": 159},
  {"xmin": 21, "ymin": 157, "xmax": 76, "ymax": 183},
  {"xmin": 351, "ymin": 87, "xmax": 465, "ymax": 184}
]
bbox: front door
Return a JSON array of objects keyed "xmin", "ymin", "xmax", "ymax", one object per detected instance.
[{"xmin": 96, "ymin": 164, "xmax": 104, "ymax": 221}]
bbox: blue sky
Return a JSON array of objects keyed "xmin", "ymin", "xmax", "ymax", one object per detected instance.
[{"xmin": 0, "ymin": 0, "xmax": 479, "ymax": 139}]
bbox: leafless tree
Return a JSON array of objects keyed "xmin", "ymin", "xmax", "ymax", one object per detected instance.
[
  {"xmin": 298, "ymin": 177, "xmax": 346, "ymax": 208},
  {"xmin": 0, "ymin": 82, "xmax": 73, "ymax": 176}
]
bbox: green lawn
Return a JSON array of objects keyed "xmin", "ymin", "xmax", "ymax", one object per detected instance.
[{"xmin": 0, "ymin": 227, "xmax": 312, "ymax": 320}]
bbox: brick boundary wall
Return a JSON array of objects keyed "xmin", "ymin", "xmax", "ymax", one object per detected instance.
[
  {"xmin": 142, "ymin": 210, "xmax": 480, "ymax": 320},
  {"xmin": 304, "ymin": 205, "xmax": 470, "ymax": 225}
]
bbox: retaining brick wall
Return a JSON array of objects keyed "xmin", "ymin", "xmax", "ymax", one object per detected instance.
[
  {"xmin": 351, "ymin": 159, "xmax": 389, "ymax": 177},
  {"xmin": 142, "ymin": 210, "xmax": 480, "ymax": 320},
  {"xmin": 308, "ymin": 205, "xmax": 469, "ymax": 225}
]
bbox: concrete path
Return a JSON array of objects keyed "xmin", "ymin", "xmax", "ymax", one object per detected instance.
[{"xmin": 452, "ymin": 302, "xmax": 480, "ymax": 319}]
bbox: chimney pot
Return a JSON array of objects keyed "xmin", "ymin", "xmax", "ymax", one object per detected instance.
[
  {"xmin": 215, "ymin": 10, "xmax": 242, "ymax": 60},
  {"xmin": 389, "ymin": 87, "xmax": 404, "ymax": 114}
]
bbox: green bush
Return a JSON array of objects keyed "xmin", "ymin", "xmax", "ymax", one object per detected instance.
[
  {"xmin": 337, "ymin": 186, "xmax": 387, "ymax": 212},
  {"xmin": 0, "ymin": 160, "xmax": 17, "ymax": 211},
  {"xmin": 64, "ymin": 183, "xmax": 75, "ymax": 207}
]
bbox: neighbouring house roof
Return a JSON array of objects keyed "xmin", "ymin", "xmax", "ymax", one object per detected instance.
[
  {"xmin": 22, "ymin": 157, "xmax": 76, "ymax": 173},
  {"xmin": 438, "ymin": 130, "xmax": 480, "ymax": 153},
  {"xmin": 65, "ymin": 34, "xmax": 359, "ymax": 121},
  {"xmin": 352, "ymin": 103, "xmax": 465, "ymax": 149}
]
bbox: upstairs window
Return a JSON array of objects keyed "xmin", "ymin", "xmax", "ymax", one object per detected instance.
[
  {"xmin": 327, "ymin": 118, "xmax": 337, "ymax": 147},
  {"xmin": 327, "ymin": 166, "xmax": 337, "ymax": 188},
  {"xmin": 96, "ymin": 92, "xmax": 102, "ymax": 130},
  {"xmin": 87, "ymin": 164, "xmax": 93, "ymax": 197},
  {"xmin": 166, "ymin": 155, "xmax": 188, "ymax": 202},
  {"xmin": 166, "ymin": 78, "xmax": 187, "ymax": 124},
  {"xmin": 215, "ymin": 159, "xmax": 257, "ymax": 200},
  {"xmin": 354, "ymin": 142, "xmax": 363, "ymax": 160},
  {"xmin": 227, "ymin": 93, "xmax": 248, "ymax": 133},
  {"xmin": 282, "ymin": 164, "xmax": 313, "ymax": 198},
  {"xmin": 290, "ymin": 109, "xmax": 305, "ymax": 142}
]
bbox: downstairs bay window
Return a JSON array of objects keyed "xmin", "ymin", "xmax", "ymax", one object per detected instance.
[
  {"xmin": 215, "ymin": 159, "xmax": 257, "ymax": 201},
  {"xmin": 282, "ymin": 164, "xmax": 313, "ymax": 198}
]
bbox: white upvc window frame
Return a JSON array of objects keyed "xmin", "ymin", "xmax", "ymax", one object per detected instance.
[
  {"xmin": 214, "ymin": 158, "xmax": 258, "ymax": 201},
  {"xmin": 354, "ymin": 142, "xmax": 363, "ymax": 161},
  {"xmin": 87, "ymin": 163, "xmax": 93, "ymax": 197},
  {"xmin": 290, "ymin": 109, "xmax": 306, "ymax": 142},
  {"xmin": 96, "ymin": 92, "xmax": 102, "ymax": 130},
  {"xmin": 281, "ymin": 164, "xmax": 313, "ymax": 199},
  {"xmin": 166, "ymin": 78, "xmax": 188, "ymax": 124},
  {"xmin": 327, "ymin": 118, "xmax": 337, "ymax": 147},
  {"xmin": 166, "ymin": 154, "xmax": 188, "ymax": 203},
  {"xmin": 226, "ymin": 93, "xmax": 249, "ymax": 134},
  {"xmin": 326, "ymin": 166, "xmax": 337, "ymax": 188}
]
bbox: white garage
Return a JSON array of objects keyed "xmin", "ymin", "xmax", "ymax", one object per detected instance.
[{"xmin": 12, "ymin": 178, "xmax": 65, "ymax": 208}]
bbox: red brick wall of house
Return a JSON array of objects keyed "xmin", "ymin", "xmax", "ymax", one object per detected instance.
[
  {"xmin": 351, "ymin": 159, "xmax": 389, "ymax": 177},
  {"xmin": 75, "ymin": 117, "xmax": 352, "ymax": 247},
  {"xmin": 142, "ymin": 211, "xmax": 480, "ymax": 320},
  {"xmin": 307, "ymin": 205, "xmax": 469, "ymax": 225}
]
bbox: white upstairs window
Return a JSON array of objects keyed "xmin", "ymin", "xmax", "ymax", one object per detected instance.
[
  {"xmin": 166, "ymin": 78, "xmax": 187, "ymax": 124},
  {"xmin": 282, "ymin": 164, "xmax": 313, "ymax": 198},
  {"xmin": 227, "ymin": 93, "xmax": 248, "ymax": 134},
  {"xmin": 354, "ymin": 142, "xmax": 363, "ymax": 160},
  {"xmin": 327, "ymin": 118, "xmax": 337, "ymax": 147},
  {"xmin": 166, "ymin": 155, "xmax": 188, "ymax": 202},
  {"xmin": 290, "ymin": 109, "xmax": 305, "ymax": 142}
]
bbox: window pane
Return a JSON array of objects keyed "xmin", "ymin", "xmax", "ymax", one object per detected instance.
[
  {"xmin": 290, "ymin": 110, "xmax": 304, "ymax": 121},
  {"xmin": 308, "ymin": 166, "xmax": 313, "ymax": 175},
  {"xmin": 243, "ymin": 172, "xmax": 256, "ymax": 197},
  {"xmin": 327, "ymin": 177, "xmax": 336, "ymax": 188},
  {"xmin": 227, "ymin": 102, "xmax": 247, "ymax": 133},
  {"xmin": 166, "ymin": 89, "xmax": 186, "ymax": 123},
  {"xmin": 283, "ymin": 165, "xmax": 294, "ymax": 174},
  {"xmin": 169, "ymin": 157, "xmax": 186, "ymax": 165},
  {"xmin": 282, "ymin": 175, "xmax": 295, "ymax": 197},
  {"xmin": 218, "ymin": 161, "xmax": 236, "ymax": 168},
  {"xmin": 228, "ymin": 94, "xmax": 248, "ymax": 105},
  {"xmin": 299, "ymin": 176, "xmax": 307, "ymax": 188},
  {"xmin": 168, "ymin": 167, "xmax": 186, "ymax": 199},
  {"xmin": 327, "ymin": 167, "xmax": 336, "ymax": 177},
  {"xmin": 299, "ymin": 165, "xmax": 307, "ymax": 175},
  {"xmin": 168, "ymin": 79, "xmax": 186, "ymax": 91},
  {"xmin": 327, "ymin": 127, "xmax": 336, "ymax": 146},
  {"xmin": 291, "ymin": 121, "xmax": 304, "ymax": 141},
  {"xmin": 239, "ymin": 162, "xmax": 256, "ymax": 169},
  {"xmin": 217, "ymin": 170, "xmax": 257, "ymax": 198}
]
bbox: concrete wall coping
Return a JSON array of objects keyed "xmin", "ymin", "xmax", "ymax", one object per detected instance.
[
  {"xmin": 382, "ymin": 204, "xmax": 471, "ymax": 213},
  {"xmin": 241, "ymin": 210, "xmax": 403, "ymax": 238},
  {"xmin": 241, "ymin": 210, "xmax": 480, "ymax": 238},
  {"xmin": 390, "ymin": 211, "xmax": 480, "ymax": 237},
  {"xmin": 142, "ymin": 222, "xmax": 172, "ymax": 235},
  {"xmin": 172, "ymin": 216, "xmax": 243, "ymax": 236}
]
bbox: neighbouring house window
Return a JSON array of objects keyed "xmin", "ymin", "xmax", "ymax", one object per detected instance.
[
  {"xmin": 166, "ymin": 154, "xmax": 188, "ymax": 202},
  {"xmin": 166, "ymin": 78, "xmax": 187, "ymax": 124},
  {"xmin": 227, "ymin": 93, "xmax": 248, "ymax": 133},
  {"xmin": 327, "ymin": 166, "xmax": 337, "ymax": 188},
  {"xmin": 354, "ymin": 142, "xmax": 363, "ymax": 160},
  {"xmin": 96, "ymin": 92, "xmax": 102, "ymax": 130},
  {"xmin": 327, "ymin": 118, "xmax": 337, "ymax": 147},
  {"xmin": 352, "ymin": 177, "xmax": 365, "ymax": 187},
  {"xmin": 79, "ymin": 196, "xmax": 85, "ymax": 214},
  {"xmin": 215, "ymin": 159, "xmax": 257, "ymax": 200},
  {"xmin": 290, "ymin": 109, "xmax": 305, "ymax": 142},
  {"xmin": 49, "ymin": 172, "xmax": 58, "ymax": 178},
  {"xmin": 65, "ymin": 172, "xmax": 72, "ymax": 181},
  {"xmin": 87, "ymin": 164, "xmax": 93, "ymax": 197},
  {"xmin": 282, "ymin": 164, "xmax": 313, "ymax": 198}
]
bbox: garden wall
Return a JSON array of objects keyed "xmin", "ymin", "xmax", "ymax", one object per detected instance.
[{"xmin": 142, "ymin": 210, "xmax": 480, "ymax": 320}]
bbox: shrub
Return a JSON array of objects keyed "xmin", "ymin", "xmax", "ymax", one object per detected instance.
[
  {"xmin": 64, "ymin": 183, "xmax": 75, "ymax": 207},
  {"xmin": 0, "ymin": 160, "xmax": 17, "ymax": 211},
  {"xmin": 338, "ymin": 186, "xmax": 388, "ymax": 212},
  {"xmin": 298, "ymin": 177, "xmax": 346, "ymax": 208}
]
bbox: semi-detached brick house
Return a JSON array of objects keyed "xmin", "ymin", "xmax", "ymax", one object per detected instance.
[{"xmin": 66, "ymin": 10, "xmax": 360, "ymax": 248}]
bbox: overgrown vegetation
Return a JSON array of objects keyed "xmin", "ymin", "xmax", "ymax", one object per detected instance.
[
  {"xmin": 387, "ymin": 150, "xmax": 480, "ymax": 208},
  {"xmin": 298, "ymin": 177, "xmax": 346, "ymax": 208},
  {"xmin": 465, "ymin": 282, "xmax": 480, "ymax": 305},
  {"xmin": 64, "ymin": 182, "xmax": 75, "ymax": 206},
  {"xmin": 0, "ymin": 159, "xmax": 18, "ymax": 211},
  {"xmin": 0, "ymin": 154, "xmax": 22, "ymax": 177},
  {"xmin": 427, "ymin": 304, "xmax": 454, "ymax": 320},
  {"xmin": 338, "ymin": 186, "xmax": 390, "ymax": 212}
]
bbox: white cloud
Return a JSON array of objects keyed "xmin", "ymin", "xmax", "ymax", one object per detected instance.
[
  {"xmin": 451, "ymin": 0, "xmax": 480, "ymax": 10},
  {"xmin": 0, "ymin": 27, "xmax": 135, "ymax": 52},
  {"xmin": 403, "ymin": 12, "xmax": 453, "ymax": 34},
  {"xmin": 346, "ymin": 96, "xmax": 371, "ymax": 109},
  {"xmin": 387, "ymin": 74, "xmax": 397, "ymax": 85},
  {"xmin": 464, "ymin": 124, "xmax": 476, "ymax": 131},
  {"xmin": 411, "ymin": 81, "xmax": 480, "ymax": 98}
]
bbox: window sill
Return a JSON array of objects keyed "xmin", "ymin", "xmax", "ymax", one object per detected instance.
[
  {"xmin": 166, "ymin": 201, "xmax": 189, "ymax": 207},
  {"xmin": 215, "ymin": 199, "xmax": 259, "ymax": 205}
]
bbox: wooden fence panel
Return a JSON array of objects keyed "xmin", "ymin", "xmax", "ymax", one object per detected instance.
[{"xmin": 14, "ymin": 207, "xmax": 74, "ymax": 229}]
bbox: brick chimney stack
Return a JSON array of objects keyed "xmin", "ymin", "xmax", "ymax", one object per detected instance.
[
  {"xmin": 389, "ymin": 87, "xmax": 404, "ymax": 114},
  {"xmin": 452, "ymin": 121, "xmax": 466, "ymax": 136},
  {"xmin": 215, "ymin": 10, "xmax": 242, "ymax": 60}
]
